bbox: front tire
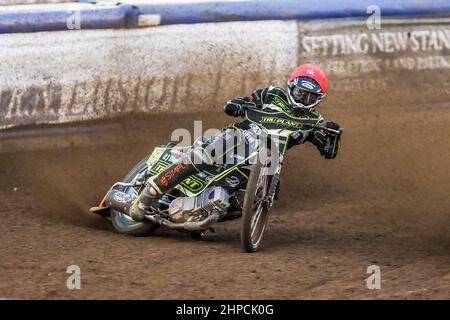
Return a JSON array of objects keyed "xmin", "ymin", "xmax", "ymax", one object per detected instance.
[
  {"xmin": 111, "ymin": 158, "xmax": 159, "ymax": 236},
  {"xmin": 241, "ymin": 150, "xmax": 273, "ymax": 252}
]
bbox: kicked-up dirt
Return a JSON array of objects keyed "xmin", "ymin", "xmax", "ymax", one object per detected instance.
[{"xmin": 0, "ymin": 104, "xmax": 449, "ymax": 299}]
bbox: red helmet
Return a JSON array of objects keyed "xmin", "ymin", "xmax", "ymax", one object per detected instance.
[{"xmin": 287, "ymin": 64, "xmax": 328, "ymax": 112}]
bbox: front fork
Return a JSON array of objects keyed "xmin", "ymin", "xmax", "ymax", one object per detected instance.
[{"xmin": 264, "ymin": 152, "xmax": 283, "ymax": 209}]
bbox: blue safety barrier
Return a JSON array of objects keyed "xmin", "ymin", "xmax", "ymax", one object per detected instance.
[
  {"xmin": 1, "ymin": 0, "xmax": 450, "ymax": 34},
  {"xmin": 0, "ymin": 4, "xmax": 140, "ymax": 33},
  {"xmin": 135, "ymin": 0, "xmax": 450, "ymax": 25}
]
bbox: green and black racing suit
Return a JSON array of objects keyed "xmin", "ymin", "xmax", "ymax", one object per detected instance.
[
  {"xmin": 224, "ymin": 85, "xmax": 341, "ymax": 157},
  {"xmin": 149, "ymin": 86, "xmax": 341, "ymax": 195}
]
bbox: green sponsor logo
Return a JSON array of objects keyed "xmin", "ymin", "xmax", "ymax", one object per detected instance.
[
  {"xmin": 181, "ymin": 176, "xmax": 205, "ymax": 193},
  {"xmin": 260, "ymin": 116, "xmax": 301, "ymax": 127},
  {"xmin": 148, "ymin": 148, "xmax": 164, "ymax": 162},
  {"xmin": 272, "ymin": 96, "xmax": 290, "ymax": 111},
  {"xmin": 149, "ymin": 160, "xmax": 171, "ymax": 175}
]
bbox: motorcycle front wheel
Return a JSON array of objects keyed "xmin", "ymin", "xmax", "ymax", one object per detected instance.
[{"xmin": 240, "ymin": 150, "xmax": 273, "ymax": 252}]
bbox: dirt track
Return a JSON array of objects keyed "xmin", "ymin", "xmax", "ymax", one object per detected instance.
[{"xmin": 0, "ymin": 104, "xmax": 449, "ymax": 299}]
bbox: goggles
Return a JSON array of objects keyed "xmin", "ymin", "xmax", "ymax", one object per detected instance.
[{"xmin": 291, "ymin": 86, "xmax": 322, "ymax": 106}]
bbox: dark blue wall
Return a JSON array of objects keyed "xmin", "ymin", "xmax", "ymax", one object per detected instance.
[
  {"xmin": 137, "ymin": 0, "xmax": 450, "ymax": 25},
  {"xmin": 0, "ymin": 5, "xmax": 140, "ymax": 33},
  {"xmin": 1, "ymin": 0, "xmax": 450, "ymax": 34}
]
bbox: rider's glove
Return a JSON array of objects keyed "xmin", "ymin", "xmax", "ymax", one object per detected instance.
[
  {"xmin": 325, "ymin": 121, "xmax": 342, "ymax": 137},
  {"xmin": 326, "ymin": 121, "xmax": 340, "ymax": 131},
  {"xmin": 223, "ymin": 97, "xmax": 255, "ymax": 117}
]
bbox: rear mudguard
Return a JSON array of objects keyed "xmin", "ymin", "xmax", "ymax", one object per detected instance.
[{"xmin": 89, "ymin": 205, "xmax": 111, "ymax": 218}]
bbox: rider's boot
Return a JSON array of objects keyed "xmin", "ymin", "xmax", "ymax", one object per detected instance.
[
  {"xmin": 128, "ymin": 183, "xmax": 160, "ymax": 221},
  {"xmin": 129, "ymin": 152, "xmax": 209, "ymax": 222}
]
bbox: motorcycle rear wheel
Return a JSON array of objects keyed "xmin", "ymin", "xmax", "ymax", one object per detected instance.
[{"xmin": 111, "ymin": 158, "xmax": 160, "ymax": 236}]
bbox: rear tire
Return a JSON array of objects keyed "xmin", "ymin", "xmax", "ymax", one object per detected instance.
[
  {"xmin": 111, "ymin": 158, "xmax": 159, "ymax": 236},
  {"xmin": 241, "ymin": 150, "xmax": 272, "ymax": 252}
]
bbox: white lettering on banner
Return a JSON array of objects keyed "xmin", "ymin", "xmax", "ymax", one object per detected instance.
[
  {"xmin": 332, "ymin": 78, "xmax": 388, "ymax": 92},
  {"xmin": 325, "ymin": 55, "xmax": 450, "ymax": 73},
  {"xmin": 299, "ymin": 25, "xmax": 450, "ymax": 81},
  {"xmin": 301, "ymin": 29, "xmax": 450, "ymax": 56}
]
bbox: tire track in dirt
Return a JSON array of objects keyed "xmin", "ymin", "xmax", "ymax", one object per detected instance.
[{"xmin": 0, "ymin": 103, "xmax": 449, "ymax": 299}]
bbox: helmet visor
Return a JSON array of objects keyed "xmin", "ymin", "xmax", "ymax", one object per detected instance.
[{"xmin": 291, "ymin": 86, "xmax": 321, "ymax": 106}]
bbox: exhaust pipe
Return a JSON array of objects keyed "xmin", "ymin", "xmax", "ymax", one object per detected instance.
[
  {"xmin": 104, "ymin": 190, "xmax": 134, "ymax": 215},
  {"xmin": 144, "ymin": 211, "xmax": 221, "ymax": 231},
  {"xmin": 105, "ymin": 189, "xmax": 222, "ymax": 231}
]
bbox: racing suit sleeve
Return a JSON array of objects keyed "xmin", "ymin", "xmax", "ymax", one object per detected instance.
[{"xmin": 223, "ymin": 88, "xmax": 266, "ymax": 117}]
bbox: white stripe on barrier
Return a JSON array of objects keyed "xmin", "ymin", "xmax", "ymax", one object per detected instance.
[
  {"xmin": 0, "ymin": 2, "xmax": 92, "ymax": 12},
  {"xmin": 138, "ymin": 14, "xmax": 161, "ymax": 27}
]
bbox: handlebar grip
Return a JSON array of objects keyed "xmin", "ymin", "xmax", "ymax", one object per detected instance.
[
  {"xmin": 327, "ymin": 127, "xmax": 343, "ymax": 135},
  {"xmin": 314, "ymin": 125, "xmax": 343, "ymax": 135}
]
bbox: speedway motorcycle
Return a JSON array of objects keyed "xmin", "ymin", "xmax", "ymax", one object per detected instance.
[{"xmin": 90, "ymin": 108, "xmax": 341, "ymax": 252}]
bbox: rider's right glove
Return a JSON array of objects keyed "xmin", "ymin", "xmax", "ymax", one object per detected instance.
[{"xmin": 223, "ymin": 96, "xmax": 255, "ymax": 117}]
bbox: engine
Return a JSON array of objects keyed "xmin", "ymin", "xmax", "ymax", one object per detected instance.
[{"xmin": 168, "ymin": 187, "xmax": 231, "ymax": 223}]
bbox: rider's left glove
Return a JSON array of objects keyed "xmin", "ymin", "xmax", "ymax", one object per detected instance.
[
  {"xmin": 325, "ymin": 121, "xmax": 342, "ymax": 136},
  {"xmin": 326, "ymin": 121, "xmax": 340, "ymax": 131},
  {"xmin": 224, "ymin": 97, "xmax": 255, "ymax": 117}
]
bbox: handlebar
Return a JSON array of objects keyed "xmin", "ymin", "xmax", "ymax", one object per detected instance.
[
  {"xmin": 301, "ymin": 123, "xmax": 343, "ymax": 135},
  {"xmin": 243, "ymin": 107, "xmax": 342, "ymax": 135}
]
